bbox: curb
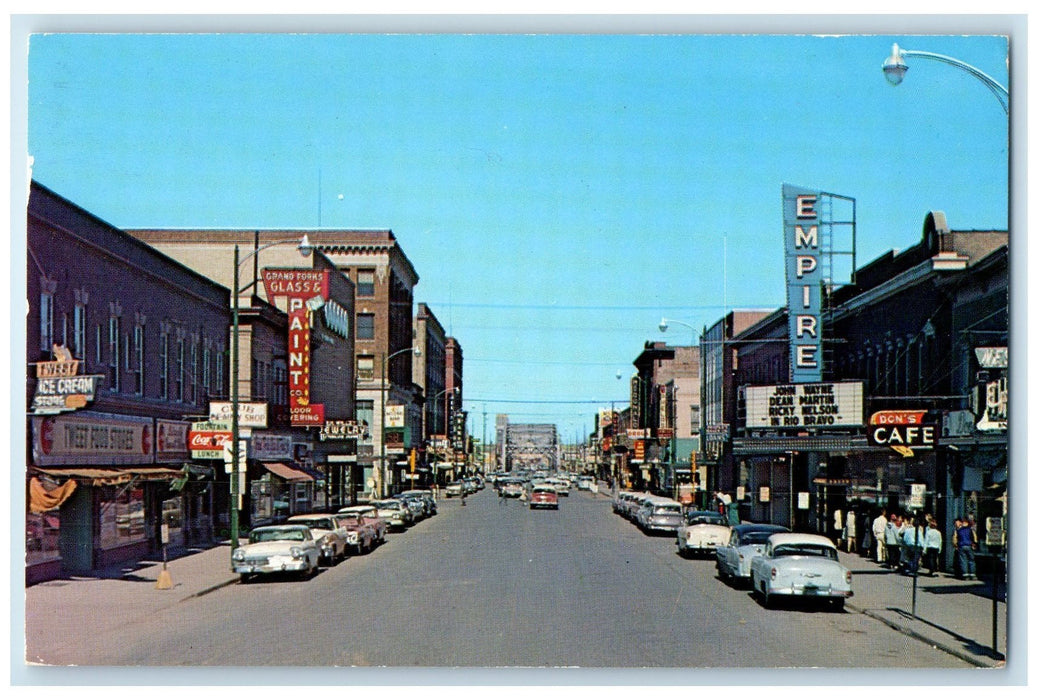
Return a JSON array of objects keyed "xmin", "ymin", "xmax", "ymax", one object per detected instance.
[{"xmin": 848, "ymin": 603, "xmax": 1003, "ymax": 669}]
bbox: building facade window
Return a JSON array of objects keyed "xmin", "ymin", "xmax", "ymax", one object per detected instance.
[
  {"xmin": 39, "ymin": 292, "xmax": 54, "ymax": 353},
  {"xmin": 357, "ymin": 269, "xmax": 376, "ymax": 297},
  {"xmin": 215, "ymin": 345, "xmax": 225, "ymax": 398},
  {"xmin": 190, "ymin": 335, "xmax": 199, "ymax": 404},
  {"xmin": 159, "ymin": 325, "xmax": 170, "ymax": 400},
  {"xmin": 73, "ymin": 303, "xmax": 87, "ymax": 359},
  {"xmin": 133, "ymin": 322, "xmax": 145, "ymax": 395},
  {"xmin": 357, "ymin": 400, "xmax": 374, "ymax": 435},
  {"xmin": 95, "ymin": 324, "xmax": 103, "ymax": 367},
  {"xmin": 108, "ymin": 314, "xmax": 121, "ymax": 392},
  {"xmin": 202, "ymin": 339, "xmax": 211, "ymax": 398},
  {"xmin": 273, "ymin": 358, "xmax": 287, "ymax": 406},
  {"xmin": 175, "ymin": 336, "xmax": 185, "ymax": 402},
  {"xmin": 357, "ymin": 355, "xmax": 375, "ymax": 381},
  {"xmin": 356, "ymin": 313, "xmax": 375, "ymax": 340}
]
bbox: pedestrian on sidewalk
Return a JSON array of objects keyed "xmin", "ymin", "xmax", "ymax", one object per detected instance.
[
  {"xmin": 872, "ymin": 508, "xmax": 888, "ymax": 564},
  {"xmin": 834, "ymin": 508, "xmax": 844, "ymax": 550},
  {"xmin": 860, "ymin": 509, "xmax": 872, "ymax": 558},
  {"xmin": 954, "ymin": 515, "xmax": 978, "ymax": 579},
  {"xmin": 845, "ymin": 508, "xmax": 857, "ymax": 553},
  {"xmin": 885, "ymin": 512, "xmax": 901, "ymax": 569},
  {"xmin": 899, "ymin": 514, "xmax": 919, "ymax": 574},
  {"xmin": 923, "ymin": 514, "xmax": 942, "ymax": 576}
]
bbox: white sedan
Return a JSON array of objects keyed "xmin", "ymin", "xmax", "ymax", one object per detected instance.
[
  {"xmin": 676, "ymin": 510, "xmax": 730, "ymax": 557},
  {"xmin": 749, "ymin": 533, "xmax": 853, "ymax": 610},
  {"xmin": 233, "ymin": 525, "xmax": 320, "ymax": 583}
]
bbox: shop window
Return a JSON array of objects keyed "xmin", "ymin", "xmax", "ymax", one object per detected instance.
[
  {"xmin": 99, "ymin": 486, "xmax": 146, "ymax": 550},
  {"xmin": 26, "ymin": 510, "xmax": 60, "ymax": 565},
  {"xmin": 251, "ymin": 478, "xmax": 273, "ymax": 523}
]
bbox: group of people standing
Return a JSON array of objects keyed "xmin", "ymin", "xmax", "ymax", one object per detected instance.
[{"xmin": 832, "ymin": 507, "xmax": 979, "ymax": 580}]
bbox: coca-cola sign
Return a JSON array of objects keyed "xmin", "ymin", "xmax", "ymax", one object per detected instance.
[{"xmin": 188, "ymin": 421, "xmax": 232, "ymax": 459}]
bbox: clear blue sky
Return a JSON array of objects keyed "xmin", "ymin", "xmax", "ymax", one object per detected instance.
[{"xmin": 24, "ymin": 28, "xmax": 1011, "ymax": 444}]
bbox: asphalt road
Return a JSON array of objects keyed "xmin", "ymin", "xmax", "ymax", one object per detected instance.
[{"xmin": 30, "ymin": 488, "xmax": 970, "ymax": 668}]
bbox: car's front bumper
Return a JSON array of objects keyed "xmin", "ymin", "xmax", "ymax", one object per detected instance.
[{"xmin": 234, "ymin": 556, "xmax": 310, "ymax": 575}]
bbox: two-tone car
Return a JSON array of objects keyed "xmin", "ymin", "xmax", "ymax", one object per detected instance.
[
  {"xmin": 676, "ymin": 510, "xmax": 731, "ymax": 558},
  {"xmin": 749, "ymin": 532, "xmax": 853, "ymax": 610},
  {"xmin": 399, "ymin": 489, "xmax": 437, "ymax": 516},
  {"xmin": 233, "ymin": 524, "xmax": 320, "ymax": 583},
  {"xmin": 715, "ymin": 523, "xmax": 790, "ymax": 585},
  {"xmin": 529, "ymin": 485, "xmax": 559, "ymax": 510},
  {"xmin": 286, "ymin": 513, "xmax": 349, "ymax": 565}
]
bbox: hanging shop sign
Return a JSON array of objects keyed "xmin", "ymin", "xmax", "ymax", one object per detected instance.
[
  {"xmin": 32, "ymin": 348, "xmax": 105, "ymax": 415},
  {"xmin": 634, "ymin": 440, "xmax": 645, "ymax": 461},
  {"xmin": 32, "ymin": 412, "xmax": 155, "ymax": 466},
  {"xmin": 261, "ymin": 268, "xmax": 329, "ymax": 427},
  {"xmin": 208, "ymin": 401, "xmax": 268, "ymax": 428},
  {"xmin": 155, "ymin": 420, "xmax": 190, "ymax": 461},
  {"xmin": 188, "ymin": 421, "xmax": 232, "ymax": 460},
  {"xmin": 783, "ymin": 184, "xmax": 824, "ymax": 383},
  {"xmin": 249, "ymin": 432, "xmax": 293, "ymax": 460},
  {"xmin": 867, "ymin": 410, "xmax": 938, "ymax": 458},
  {"xmin": 386, "ymin": 405, "xmax": 406, "ymax": 429},
  {"xmin": 976, "ymin": 374, "xmax": 1007, "ymax": 432},
  {"xmin": 744, "ymin": 382, "xmax": 864, "ymax": 429},
  {"xmin": 319, "ymin": 420, "xmax": 366, "ymax": 441}
]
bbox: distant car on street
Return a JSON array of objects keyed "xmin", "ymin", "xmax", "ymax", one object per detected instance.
[
  {"xmin": 529, "ymin": 485, "xmax": 559, "ymax": 510},
  {"xmin": 676, "ymin": 510, "xmax": 731, "ymax": 557},
  {"xmin": 715, "ymin": 523, "xmax": 791, "ymax": 584},
  {"xmin": 445, "ymin": 481, "xmax": 465, "ymax": 498},
  {"xmin": 749, "ymin": 532, "xmax": 853, "ymax": 610},
  {"xmin": 233, "ymin": 524, "xmax": 320, "ymax": 583}
]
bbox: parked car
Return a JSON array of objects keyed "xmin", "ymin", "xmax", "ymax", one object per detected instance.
[
  {"xmin": 749, "ymin": 532, "xmax": 853, "ymax": 610},
  {"xmin": 396, "ymin": 494, "xmax": 427, "ymax": 520},
  {"xmin": 233, "ymin": 524, "xmax": 320, "ymax": 583},
  {"xmin": 286, "ymin": 514, "xmax": 349, "ymax": 565},
  {"xmin": 624, "ymin": 494, "xmax": 653, "ymax": 521},
  {"xmin": 335, "ymin": 507, "xmax": 385, "ymax": 553},
  {"xmin": 399, "ymin": 489, "xmax": 437, "ymax": 516},
  {"xmin": 445, "ymin": 481, "xmax": 465, "ymax": 498},
  {"xmin": 715, "ymin": 523, "xmax": 791, "ymax": 584},
  {"xmin": 637, "ymin": 498, "xmax": 684, "ymax": 534},
  {"xmin": 370, "ymin": 499, "xmax": 413, "ymax": 531},
  {"xmin": 676, "ymin": 510, "xmax": 731, "ymax": 557},
  {"xmin": 576, "ymin": 476, "xmax": 593, "ymax": 491},
  {"xmin": 529, "ymin": 485, "xmax": 559, "ymax": 510}
]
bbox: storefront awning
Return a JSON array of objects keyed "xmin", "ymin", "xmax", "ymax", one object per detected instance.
[
  {"xmin": 732, "ymin": 435, "xmax": 871, "ymax": 454},
  {"xmin": 33, "ymin": 466, "xmax": 184, "ymax": 486},
  {"xmin": 262, "ymin": 462, "xmax": 314, "ymax": 482}
]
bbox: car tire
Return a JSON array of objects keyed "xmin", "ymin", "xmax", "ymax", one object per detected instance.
[
  {"xmin": 239, "ymin": 573, "xmax": 252, "ymax": 584},
  {"xmin": 830, "ymin": 598, "xmax": 845, "ymax": 612}
]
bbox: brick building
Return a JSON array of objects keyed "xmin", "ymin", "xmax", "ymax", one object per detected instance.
[{"xmin": 26, "ymin": 182, "xmax": 230, "ymax": 583}]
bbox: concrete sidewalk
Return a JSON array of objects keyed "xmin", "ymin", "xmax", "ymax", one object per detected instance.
[{"xmin": 837, "ymin": 548, "xmax": 1007, "ymax": 668}]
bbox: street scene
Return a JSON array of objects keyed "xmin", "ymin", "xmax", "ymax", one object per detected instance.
[{"xmin": 17, "ymin": 21, "xmax": 1014, "ymax": 683}]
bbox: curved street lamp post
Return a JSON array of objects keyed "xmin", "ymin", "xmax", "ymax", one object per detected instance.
[
  {"xmin": 882, "ymin": 42, "xmax": 1008, "ymax": 114},
  {"xmin": 379, "ymin": 346, "xmax": 420, "ymax": 498}
]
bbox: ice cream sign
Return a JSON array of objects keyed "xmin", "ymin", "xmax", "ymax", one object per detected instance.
[{"xmin": 261, "ymin": 268, "xmax": 329, "ymax": 427}]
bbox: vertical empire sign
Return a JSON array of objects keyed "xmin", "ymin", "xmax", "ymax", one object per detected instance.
[
  {"xmin": 783, "ymin": 184, "xmax": 823, "ymax": 383},
  {"xmin": 261, "ymin": 269, "xmax": 330, "ymax": 426}
]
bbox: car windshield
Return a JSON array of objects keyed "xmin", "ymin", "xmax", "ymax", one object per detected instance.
[
  {"xmin": 373, "ymin": 502, "xmax": 399, "ymax": 510},
  {"xmin": 293, "ymin": 518, "xmax": 334, "ymax": 530},
  {"xmin": 772, "ymin": 544, "xmax": 838, "ymax": 560},
  {"xmin": 533, "ymin": 487, "xmax": 554, "ymax": 494},
  {"xmin": 741, "ymin": 531, "xmax": 777, "ymax": 545},
  {"xmin": 687, "ymin": 513, "xmax": 726, "ymax": 526},
  {"xmin": 337, "ymin": 514, "xmax": 360, "ymax": 525},
  {"xmin": 250, "ymin": 528, "xmax": 305, "ymax": 543}
]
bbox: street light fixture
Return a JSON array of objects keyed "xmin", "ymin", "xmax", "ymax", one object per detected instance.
[
  {"xmin": 379, "ymin": 345, "xmax": 420, "ymax": 498},
  {"xmin": 882, "ymin": 42, "xmax": 1008, "ymax": 114},
  {"xmin": 230, "ymin": 234, "xmax": 313, "ymax": 566}
]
